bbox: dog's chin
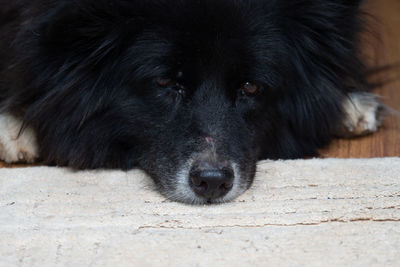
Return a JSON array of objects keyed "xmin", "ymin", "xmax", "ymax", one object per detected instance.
[
  {"xmin": 161, "ymin": 186, "xmax": 249, "ymax": 205},
  {"xmin": 158, "ymin": 161, "xmax": 251, "ymax": 205}
]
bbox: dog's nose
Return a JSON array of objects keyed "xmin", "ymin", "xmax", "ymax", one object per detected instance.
[{"xmin": 189, "ymin": 161, "xmax": 234, "ymax": 199}]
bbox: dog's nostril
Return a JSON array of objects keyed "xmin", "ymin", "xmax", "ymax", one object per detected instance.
[
  {"xmin": 189, "ymin": 166, "xmax": 234, "ymax": 199},
  {"xmin": 220, "ymin": 182, "xmax": 233, "ymax": 190}
]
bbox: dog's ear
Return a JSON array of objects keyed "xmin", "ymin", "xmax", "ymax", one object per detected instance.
[
  {"xmin": 340, "ymin": 0, "xmax": 364, "ymax": 7},
  {"xmin": 40, "ymin": 1, "xmax": 145, "ymax": 59},
  {"xmin": 317, "ymin": 0, "xmax": 363, "ymax": 9},
  {"xmin": 351, "ymin": 0, "xmax": 363, "ymax": 6},
  {"xmin": 333, "ymin": 0, "xmax": 365, "ymax": 8},
  {"xmin": 40, "ymin": 2, "xmax": 118, "ymax": 55}
]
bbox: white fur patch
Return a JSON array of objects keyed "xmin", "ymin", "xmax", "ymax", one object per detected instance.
[
  {"xmin": 337, "ymin": 93, "xmax": 386, "ymax": 137},
  {"xmin": 170, "ymin": 157, "xmax": 201, "ymax": 204},
  {"xmin": 219, "ymin": 162, "xmax": 247, "ymax": 203},
  {"xmin": 0, "ymin": 113, "xmax": 39, "ymax": 163}
]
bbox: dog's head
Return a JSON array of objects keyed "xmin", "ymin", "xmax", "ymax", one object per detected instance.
[
  {"xmin": 116, "ymin": 1, "xmax": 273, "ymax": 203},
  {"xmin": 24, "ymin": 0, "xmax": 364, "ymax": 204}
]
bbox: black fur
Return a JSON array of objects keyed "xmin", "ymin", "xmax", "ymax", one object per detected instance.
[{"xmin": 0, "ymin": 0, "xmax": 368, "ymax": 203}]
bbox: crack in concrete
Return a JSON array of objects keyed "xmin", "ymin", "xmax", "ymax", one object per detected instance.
[{"xmin": 137, "ymin": 218, "xmax": 400, "ymax": 230}]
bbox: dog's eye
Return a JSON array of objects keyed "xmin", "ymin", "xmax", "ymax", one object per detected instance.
[
  {"xmin": 157, "ymin": 78, "xmax": 176, "ymax": 88},
  {"xmin": 156, "ymin": 77, "xmax": 186, "ymax": 97},
  {"xmin": 241, "ymin": 82, "xmax": 259, "ymax": 96}
]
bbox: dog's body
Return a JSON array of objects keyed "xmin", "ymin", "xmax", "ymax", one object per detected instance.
[{"xmin": 0, "ymin": 0, "xmax": 385, "ymax": 204}]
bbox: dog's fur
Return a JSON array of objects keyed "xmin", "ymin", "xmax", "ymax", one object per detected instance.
[{"xmin": 0, "ymin": 0, "xmax": 386, "ymax": 204}]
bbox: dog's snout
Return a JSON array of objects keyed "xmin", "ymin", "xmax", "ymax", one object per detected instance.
[{"xmin": 189, "ymin": 160, "xmax": 234, "ymax": 200}]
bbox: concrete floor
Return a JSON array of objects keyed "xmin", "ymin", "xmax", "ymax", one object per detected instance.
[{"xmin": 1, "ymin": 158, "xmax": 399, "ymax": 266}]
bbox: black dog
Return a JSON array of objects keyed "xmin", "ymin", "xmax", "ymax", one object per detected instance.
[{"xmin": 0, "ymin": 0, "xmax": 385, "ymax": 204}]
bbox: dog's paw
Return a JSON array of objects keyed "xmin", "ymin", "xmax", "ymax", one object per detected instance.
[
  {"xmin": 335, "ymin": 92, "xmax": 387, "ymax": 138},
  {"xmin": 0, "ymin": 113, "xmax": 39, "ymax": 163}
]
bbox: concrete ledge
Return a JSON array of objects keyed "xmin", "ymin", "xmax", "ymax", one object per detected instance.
[{"xmin": 1, "ymin": 158, "xmax": 399, "ymax": 266}]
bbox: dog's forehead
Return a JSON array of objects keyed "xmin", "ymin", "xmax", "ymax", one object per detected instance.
[{"xmin": 127, "ymin": 1, "xmax": 281, "ymax": 84}]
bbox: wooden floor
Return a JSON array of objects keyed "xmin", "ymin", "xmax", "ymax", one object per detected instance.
[
  {"xmin": 0, "ymin": 0, "xmax": 399, "ymax": 169},
  {"xmin": 321, "ymin": 0, "xmax": 400, "ymax": 158}
]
